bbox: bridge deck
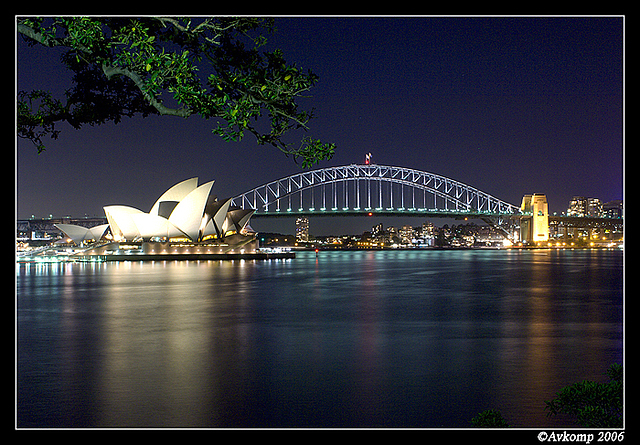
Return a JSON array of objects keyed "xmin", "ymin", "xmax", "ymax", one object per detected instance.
[{"xmin": 251, "ymin": 208, "xmax": 516, "ymax": 219}]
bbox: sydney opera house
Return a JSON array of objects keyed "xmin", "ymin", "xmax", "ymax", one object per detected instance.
[{"xmin": 54, "ymin": 178, "xmax": 264, "ymax": 259}]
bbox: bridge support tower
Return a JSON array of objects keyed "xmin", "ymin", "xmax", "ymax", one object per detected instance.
[{"xmin": 520, "ymin": 194, "xmax": 549, "ymax": 244}]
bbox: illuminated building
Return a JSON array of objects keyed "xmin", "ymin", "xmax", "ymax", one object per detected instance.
[
  {"xmin": 567, "ymin": 196, "xmax": 604, "ymax": 217},
  {"xmin": 567, "ymin": 196, "xmax": 587, "ymax": 217},
  {"xmin": 603, "ymin": 200, "xmax": 623, "ymax": 218},
  {"xmin": 103, "ymin": 178, "xmax": 254, "ymax": 242},
  {"xmin": 587, "ymin": 198, "xmax": 603, "ymax": 217},
  {"xmin": 399, "ymin": 225, "xmax": 415, "ymax": 244},
  {"xmin": 520, "ymin": 194, "xmax": 549, "ymax": 243},
  {"xmin": 54, "ymin": 223, "xmax": 110, "ymax": 245},
  {"xmin": 58, "ymin": 178, "xmax": 254, "ymax": 245},
  {"xmin": 295, "ymin": 217, "xmax": 309, "ymax": 242}
]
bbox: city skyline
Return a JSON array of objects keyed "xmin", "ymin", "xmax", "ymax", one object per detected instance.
[{"xmin": 16, "ymin": 16, "xmax": 623, "ymax": 236}]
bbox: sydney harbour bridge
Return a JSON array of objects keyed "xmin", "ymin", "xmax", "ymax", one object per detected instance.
[
  {"xmin": 230, "ymin": 163, "xmax": 521, "ymax": 236},
  {"xmin": 229, "ymin": 163, "xmax": 621, "ymax": 241},
  {"xmin": 231, "ymin": 164, "xmax": 518, "ymax": 217}
]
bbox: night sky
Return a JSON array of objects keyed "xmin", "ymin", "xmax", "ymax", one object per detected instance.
[{"xmin": 16, "ymin": 16, "xmax": 624, "ymax": 235}]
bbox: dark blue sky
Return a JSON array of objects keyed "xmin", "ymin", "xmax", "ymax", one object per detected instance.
[{"xmin": 16, "ymin": 16, "xmax": 623, "ymax": 235}]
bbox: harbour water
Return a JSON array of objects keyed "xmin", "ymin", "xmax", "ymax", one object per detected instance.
[{"xmin": 16, "ymin": 249, "xmax": 623, "ymax": 428}]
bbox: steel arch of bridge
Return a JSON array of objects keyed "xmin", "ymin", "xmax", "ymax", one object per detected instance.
[
  {"xmin": 231, "ymin": 164, "xmax": 519, "ymax": 218},
  {"xmin": 231, "ymin": 164, "xmax": 519, "ymax": 216}
]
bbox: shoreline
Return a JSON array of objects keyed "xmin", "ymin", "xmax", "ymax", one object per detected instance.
[
  {"xmin": 16, "ymin": 244, "xmax": 623, "ymax": 263},
  {"xmin": 17, "ymin": 251, "xmax": 296, "ymax": 262},
  {"xmin": 298, "ymin": 245, "xmax": 623, "ymax": 251}
]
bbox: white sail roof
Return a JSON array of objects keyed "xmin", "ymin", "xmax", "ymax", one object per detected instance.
[
  {"xmin": 103, "ymin": 205, "xmax": 144, "ymax": 240},
  {"xmin": 101, "ymin": 178, "xmax": 252, "ymax": 242},
  {"xmin": 149, "ymin": 177, "xmax": 198, "ymax": 216},
  {"xmin": 168, "ymin": 181, "xmax": 215, "ymax": 242},
  {"xmin": 130, "ymin": 213, "xmax": 185, "ymax": 239},
  {"xmin": 54, "ymin": 223, "xmax": 110, "ymax": 244}
]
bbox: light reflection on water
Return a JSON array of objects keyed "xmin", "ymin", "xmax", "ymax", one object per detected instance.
[{"xmin": 17, "ymin": 249, "xmax": 623, "ymax": 428}]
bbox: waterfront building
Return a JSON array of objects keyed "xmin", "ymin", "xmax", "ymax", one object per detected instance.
[
  {"xmin": 420, "ymin": 222, "xmax": 436, "ymax": 246},
  {"xmin": 567, "ymin": 196, "xmax": 618, "ymax": 218},
  {"xmin": 295, "ymin": 217, "xmax": 309, "ymax": 242},
  {"xmin": 567, "ymin": 196, "xmax": 604, "ymax": 217},
  {"xmin": 567, "ymin": 196, "xmax": 587, "ymax": 217},
  {"xmin": 55, "ymin": 177, "xmax": 255, "ymax": 245},
  {"xmin": 399, "ymin": 225, "xmax": 415, "ymax": 245},
  {"xmin": 603, "ymin": 200, "xmax": 623, "ymax": 218},
  {"xmin": 587, "ymin": 198, "xmax": 603, "ymax": 217}
]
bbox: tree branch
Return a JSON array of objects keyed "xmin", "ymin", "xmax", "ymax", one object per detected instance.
[
  {"xmin": 101, "ymin": 63, "xmax": 192, "ymax": 118},
  {"xmin": 17, "ymin": 23, "xmax": 59, "ymax": 47},
  {"xmin": 18, "ymin": 21, "xmax": 92, "ymax": 54},
  {"xmin": 19, "ymin": 20, "xmax": 191, "ymax": 119}
]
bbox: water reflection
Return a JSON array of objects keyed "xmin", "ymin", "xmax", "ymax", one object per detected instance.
[
  {"xmin": 93, "ymin": 260, "xmax": 256, "ymax": 426},
  {"xmin": 17, "ymin": 250, "xmax": 622, "ymax": 428}
]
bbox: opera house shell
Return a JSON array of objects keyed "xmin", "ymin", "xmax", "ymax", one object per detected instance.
[
  {"xmin": 55, "ymin": 178, "xmax": 255, "ymax": 245},
  {"xmin": 54, "ymin": 223, "xmax": 110, "ymax": 245}
]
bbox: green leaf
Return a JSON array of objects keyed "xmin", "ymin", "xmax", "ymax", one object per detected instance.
[{"xmin": 17, "ymin": 16, "xmax": 334, "ymax": 163}]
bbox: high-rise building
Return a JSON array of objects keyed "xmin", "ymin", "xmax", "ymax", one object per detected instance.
[
  {"xmin": 399, "ymin": 225, "xmax": 415, "ymax": 244},
  {"xmin": 587, "ymin": 198, "xmax": 603, "ymax": 217},
  {"xmin": 520, "ymin": 194, "xmax": 549, "ymax": 243},
  {"xmin": 421, "ymin": 221, "xmax": 436, "ymax": 246},
  {"xmin": 568, "ymin": 196, "xmax": 607, "ymax": 217},
  {"xmin": 295, "ymin": 217, "xmax": 309, "ymax": 242},
  {"xmin": 567, "ymin": 196, "xmax": 587, "ymax": 217},
  {"xmin": 603, "ymin": 200, "xmax": 623, "ymax": 218}
]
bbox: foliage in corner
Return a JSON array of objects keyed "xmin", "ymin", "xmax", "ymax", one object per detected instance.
[
  {"xmin": 17, "ymin": 17, "xmax": 335, "ymax": 167},
  {"xmin": 544, "ymin": 363, "xmax": 623, "ymax": 428},
  {"xmin": 470, "ymin": 409, "xmax": 510, "ymax": 428}
]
